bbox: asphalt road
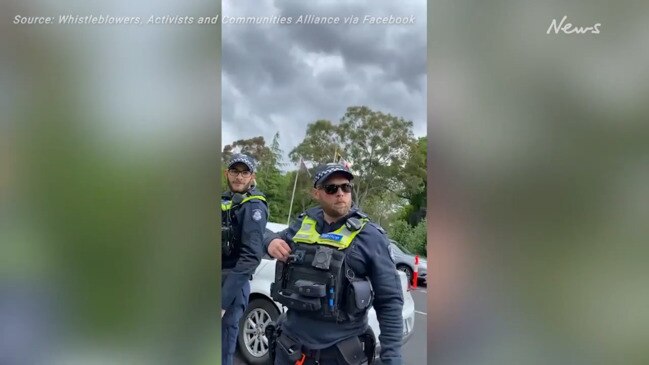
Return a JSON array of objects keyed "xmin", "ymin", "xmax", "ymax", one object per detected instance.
[
  {"xmin": 395, "ymin": 287, "xmax": 427, "ymax": 365},
  {"xmin": 234, "ymin": 286, "xmax": 427, "ymax": 364}
]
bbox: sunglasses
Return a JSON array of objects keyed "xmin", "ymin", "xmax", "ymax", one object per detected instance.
[
  {"xmin": 228, "ymin": 169, "xmax": 252, "ymax": 178},
  {"xmin": 319, "ymin": 183, "xmax": 353, "ymax": 195}
]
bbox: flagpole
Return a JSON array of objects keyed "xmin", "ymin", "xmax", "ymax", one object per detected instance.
[{"xmin": 287, "ymin": 158, "xmax": 301, "ymax": 225}]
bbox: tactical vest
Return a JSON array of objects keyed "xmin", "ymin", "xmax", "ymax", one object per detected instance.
[
  {"xmin": 221, "ymin": 193, "xmax": 266, "ymax": 257},
  {"xmin": 270, "ymin": 214, "xmax": 375, "ymax": 322}
]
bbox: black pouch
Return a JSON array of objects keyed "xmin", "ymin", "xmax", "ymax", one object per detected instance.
[
  {"xmin": 359, "ymin": 328, "xmax": 376, "ymax": 365},
  {"xmin": 277, "ymin": 291, "xmax": 322, "ymax": 312},
  {"xmin": 345, "ymin": 279, "xmax": 374, "ymax": 315},
  {"xmin": 265, "ymin": 322, "xmax": 279, "ymax": 363},
  {"xmin": 295, "ymin": 280, "xmax": 327, "ymax": 298},
  {"xmin": 335, "ymin": 336, "xmax": 366, "ymax": 365},
  {"xmin": 221, "ymin": 225, "xmax": 233, "ymax": 256},
  {"xmin": 277, "ymin": 333, "xmax": 303, "ymax": 362}
]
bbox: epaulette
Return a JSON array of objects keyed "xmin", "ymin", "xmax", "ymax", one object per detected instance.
[
  {"xmin": 369, "ymin": 222, "xmax": 387, "ymax": 235},
  {"xmin": 354, "ymin": 211, "xmax": 368, "ymax": 219},
  {"xmin": 231, "ymin": 193, "xmax": 245, "ymax": 205}
]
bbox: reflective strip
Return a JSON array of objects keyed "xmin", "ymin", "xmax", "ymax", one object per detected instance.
[
  {"xmin": 293, "ymin": 216, "xmax": 368, "ymax": 250},
  {"xmin": 241, "ymin": 195, "xmax": 266, "ymax": 204},
  {"xmin": 221, "ymin": 195, "xmax": 266, "ymax": 211}
]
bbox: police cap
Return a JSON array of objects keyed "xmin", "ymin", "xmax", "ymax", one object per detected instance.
[
  {"xmin": 313, "ymin": 163, "xmax": 354, "ymax": 188},
  {"xmin": 227, "ymin": 153, "xmax": 257, "ymax": 173}
]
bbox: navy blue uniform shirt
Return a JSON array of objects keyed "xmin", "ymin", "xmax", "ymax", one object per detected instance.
[
  {"xmin": 221, "ymin": 189, "xmax": 268, "ymax": 311},
  {"xmin": 263, "ymin": 206, "xmax": 404, "ymax": 365}
]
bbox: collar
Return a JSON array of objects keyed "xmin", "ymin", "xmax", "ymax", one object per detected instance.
[
  {"xmin": 222, "ymin": 187, "xmax": 262, "ymax": 198},
  {"xmin": 307, "ymin": 205, "xmax": 362, "ymax": 232}
]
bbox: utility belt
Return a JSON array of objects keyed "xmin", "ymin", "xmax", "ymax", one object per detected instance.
[{"xmin": 268, "ymin": 325, "xmax": 376, "ymax": 365}]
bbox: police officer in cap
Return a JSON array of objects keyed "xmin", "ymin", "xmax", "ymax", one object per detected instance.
[
  {"xmin": 221, "ymin": 153, "xmax": 269, "ymax": 365},
  {"xmin": 264, "ymin": 163, "xmax": 404, "ymax": 365}
]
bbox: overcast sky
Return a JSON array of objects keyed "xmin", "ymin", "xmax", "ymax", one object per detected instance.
[{"xmin": 222, "ymin": 0, "xmax": 426, "ymax": 165}]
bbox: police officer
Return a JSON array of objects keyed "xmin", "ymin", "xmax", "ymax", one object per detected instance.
[
  {"xmin": 221, "ymin": 153, "xmax": 269, "ymax": 365},
  {"xmin": 264, "ymin": 163, "xmax": 404, "ymax": 365}
]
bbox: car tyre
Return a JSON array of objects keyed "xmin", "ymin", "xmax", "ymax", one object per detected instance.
[
  {"xmin": 397, "ymin": 264, "xmax": 413, "ymax": 284},
  {"xmin": 237, "ymin": 298, "xmax": 280, "ymax": 365}
]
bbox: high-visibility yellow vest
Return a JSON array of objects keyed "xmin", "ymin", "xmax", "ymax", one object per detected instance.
[
  {"xmin": 292, "ymin": 216, "xmax": 369, "ymax": 250},
  {"xmin": 221, "ymin": 194, "xmax": 266, "ymax": 211}
]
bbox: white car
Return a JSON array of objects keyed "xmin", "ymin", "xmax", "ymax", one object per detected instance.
[{"xmin": 237, "ymin": 222, "xmax": 416, "ymax": 364}]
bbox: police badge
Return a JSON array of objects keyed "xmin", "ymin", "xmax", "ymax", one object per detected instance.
[{"xmin": 252, "ymin": 209, "xmax": 263, "ymax": 221}]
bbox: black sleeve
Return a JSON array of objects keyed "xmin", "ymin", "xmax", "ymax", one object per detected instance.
[
  {"xmin": 360, "ymin": 226, "xmax": 404, "ymax": 365},
  {"xmin": 221, "ymin": 200, "xmax": 268, "ymax": 310}
]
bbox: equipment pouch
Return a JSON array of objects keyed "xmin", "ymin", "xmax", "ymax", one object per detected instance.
[
  {"xmin": 295, "ymin": 280, "xmax": 327, "ymax": 298},
  {"xmin": 221, "ymin": 226, "xmax": 233, "ymax": 255},
  {"xmin": 359, "ymin": 328, "xmax": 376, "ymax": 365},
  {"xmin": 345, "ymin": 279, "xmax": 374, "ymax": 315},
  {"xmin": 277, "ymin": 333, "xmax": 303, "ymax": 362},
  {"xmin": 335, "ymin": 336, "xmax": 366, "ymax": 365},
  {"xmin": 265, "ymin": 322, "xmax": 279, "ymax": 363},
  {"xmin": 276, "ymin": 291, "xmax": 322, "ymax": 312}
]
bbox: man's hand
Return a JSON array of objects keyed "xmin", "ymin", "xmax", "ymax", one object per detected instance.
[{"xmin": 268, "ymin": 238, "xmax": 292, "ymax": 262}]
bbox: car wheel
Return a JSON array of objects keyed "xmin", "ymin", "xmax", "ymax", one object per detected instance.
[
  {"xmin": 397, "ymin": 264, "xmax": 413, "ymax": 284},
  {"xmin": 237, "ymin": 298, "xmax": 280, "ymax": 365}
]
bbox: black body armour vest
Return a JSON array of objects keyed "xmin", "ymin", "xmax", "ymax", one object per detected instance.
[
  {"xmin": 221, "ymin": 192, "xmax": 266, "ymax": 257},
  {"xmin": 270, "ymin": 214, "xmax": 374, "ymax": 323}
]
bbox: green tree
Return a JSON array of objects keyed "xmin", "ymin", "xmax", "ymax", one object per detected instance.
[
  {"xmin": 288, "ymin": 120, "xmax": 341, "ymax": 164},
  {"xmin": 388, "ymin": 218, "xmax": 427, "ymax": 257},
  {"xmin": 256, "ymin": 133, "xmax": 288, "ymax": 222},
  {"xmin": 361, "ymin": 191, "xmax": 405, "ymax": 227},
  {"xmin": 397, "ymin": 136, "xmax": 427, "ymax": 225},
  {"xmin": 282, "ymin": 168, "xmax": 317, "ymax": 224},
  {"xmin": 290, "ymin": 106, "xmax": 416, "ymax": 209},
  {"xmin": 222, "ymin": 136, "xmax": 271, "ymax": 166}
]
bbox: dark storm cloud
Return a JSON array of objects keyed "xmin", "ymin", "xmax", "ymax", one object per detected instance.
[{"xmin": 222, "ymin": 0, "xmax": 427, "ymax": 160}]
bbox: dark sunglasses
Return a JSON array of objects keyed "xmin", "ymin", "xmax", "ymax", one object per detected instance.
[{"xmin": 319, "ymin": 183, "xmax": 353, "ymax": 194}]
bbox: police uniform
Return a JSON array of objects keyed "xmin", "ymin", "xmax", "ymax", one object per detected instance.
[
  {"xmin": 263, "ymin": 164, "xmax": 404, "ymax": 365},
  {"xmin": 221, "ymin": 154, "xmax": 269, "ymax": 365}
]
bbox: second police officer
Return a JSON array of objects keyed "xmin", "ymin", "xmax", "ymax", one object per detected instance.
[
  {"xmin": 264, "ymin": 163, "xmax": 404, "ymax": 365},
  {"xmin": 221, "ymin": 153, "xmax": 269, "ymax": 365}
]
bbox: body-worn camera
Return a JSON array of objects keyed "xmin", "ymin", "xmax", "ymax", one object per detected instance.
[{"xmin": 312, "ymin": 246, "xmax": 334, "ymax": 270}]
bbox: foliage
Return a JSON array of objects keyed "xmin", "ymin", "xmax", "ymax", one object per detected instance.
[
  {"xmin": 361, "ymin": 192, "xmax": 406, "ymax": 227},
  {"xmin": 388, "ymin": 218, "xmax": 427, "ymax": 257},
  {"xmin": 222, "ymin": 136, "xmax": 271, "ymax": 167},
  {"xmin": 255, "ymin": 133, "xmax": 286, "ymax": 221},
  {"xmin": 400, "ymin": 136, "xmax": 427, "ymax": 225},
  {"xmin": 290, "ymin": 106, "xmax": 416, "ymax": 209},
  {"xmin": 288, "ymin": 120, "xmax": 341, "ymax": 164}
]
